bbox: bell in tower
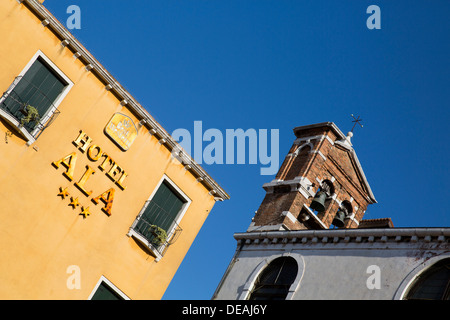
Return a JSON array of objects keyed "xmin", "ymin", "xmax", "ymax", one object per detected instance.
[{"xmin": 248, "ymin": 122, "xmax": 377, "ymax": 232}]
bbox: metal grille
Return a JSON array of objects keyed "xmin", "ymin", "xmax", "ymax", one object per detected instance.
[{"xmin": 133, "ymin": 201, "xmax": 183, "ymax": 256}]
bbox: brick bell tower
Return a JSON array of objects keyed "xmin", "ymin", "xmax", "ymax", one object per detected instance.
[{"xmin": 248, "ymin": 122, "xmax": 377, "ymax": 231}]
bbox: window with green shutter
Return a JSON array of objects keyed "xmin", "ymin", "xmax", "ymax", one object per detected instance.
[
  {"xmin": 89, "ymin": 277, "xmax": 129, "ymax": 300},
  {"xmin": 0, "ymin": 52, "xmax": 72, "ymax": 141},
  {"xmin": 134, "ymin": 181, "xmax": 185, "ymax": 246},
  {"xmin": 91, "ymin": 282, "xmax": 124, "ymax": 300},
  {"xmin": 139, "ymin": 181, "xmax": 185, "ymax": 231},
  {"xmin": 129, "ymin": 178, "xmax": 188, "ymax": 259}
]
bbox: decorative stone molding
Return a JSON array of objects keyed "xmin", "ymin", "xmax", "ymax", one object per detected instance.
[
  {"xmin": 235, "ymin": 228, "xmax": 450, "ymax": 246},
  {"xmin": 262, "ymin": 176, "xmax": 315, "ymax": 199}
]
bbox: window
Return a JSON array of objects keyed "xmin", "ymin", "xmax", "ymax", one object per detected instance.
[
  {"xmin": 249, "ymin": 257, "xmax": 298, "ymax": 300},
  {"xmin": 91, "ymin": 282, "xmax": 124, "ymax": 300},
  {"xmin": 89, "ymin": 277, "xmax": 129, "ymax": 300},
  {"xmin": 310, "ymin": 179, "xmax": 334, "ymax": 213},
  {"xmin": 331, "ymin": 200, "xmax": 352, "ymax": 229},
  {"xmin": 128, "ymin": 176, "xmax": 189, "ymax": 260},
  {"xmin": 405, "ymin": 258, "xmax": 450, "ymax": 300},
  {"xmin": 0, "ymin": 51, "xmax": 72, "ymax": 143}
]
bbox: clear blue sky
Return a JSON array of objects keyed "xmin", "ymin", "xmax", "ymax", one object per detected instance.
[{"xmin": 44, "ymin": 0, "xmax": 450, "ymax": 299}]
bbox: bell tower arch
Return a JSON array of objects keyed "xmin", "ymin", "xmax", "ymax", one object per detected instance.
[{"xmin": 248, "ymin": 122, "xmax": 377, "ymax": 232}]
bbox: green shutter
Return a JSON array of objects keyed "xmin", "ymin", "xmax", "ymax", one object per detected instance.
[
  {"xmin": 1, "ymin": 58, "xmax": 66, "ymax": 131},
  {"xmin": 134, "ymin": 181, "xmax": 186, "ymax": 245},
  {"xmin": 142, "ymin": 181, "xmax": 185, "ymax": 232},
  {"xmin": 91, "ymin": 282, "xmax": 124, "ymax": 300}
]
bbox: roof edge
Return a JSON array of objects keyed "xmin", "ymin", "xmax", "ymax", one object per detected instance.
[
  {"xmin": 22, "ymin": 0, "xmax": 229, "ymax": 200},
  {"xmin": 234, "ymin": 227, "xmax": 450, "ymax": 244},
  {"xmin": 293, "ymin": 122, "xmax": 376, "ymax": 203},
  {"xmin": 293, "ymin": 122, "xmax": 347, "ymax": 140}
]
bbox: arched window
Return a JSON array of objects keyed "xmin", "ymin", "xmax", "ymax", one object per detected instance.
[
  {"xmin": 249, "ymin": 257, "xmax": 298, "ymax": 300},
  {"xmin": 405, "ymin": 258, "xmax": 450, "ymax": 300},
  {"xmin": 331, "ymin": 200, "xmax": 352, "ymax": 229},
  {"xmin": 321, "ymin": 179, "xmax": 335, "ymax": 197},
  {"xmin": 310, "ymin": 180, "xmax": 334, "ymax": 213}
]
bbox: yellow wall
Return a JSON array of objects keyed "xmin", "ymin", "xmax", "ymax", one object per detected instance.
[{"xmin": 0, "ymin": 0, "xmax": 219, "ymax": 299}]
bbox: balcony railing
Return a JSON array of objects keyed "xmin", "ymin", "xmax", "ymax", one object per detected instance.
[
  {"xmin": 0, "ymin": 76, "xmax": 60, "ymax": 137},
  {"xmin": 132, "ymin": 201, "xmax": 183, "ymax": 257}
]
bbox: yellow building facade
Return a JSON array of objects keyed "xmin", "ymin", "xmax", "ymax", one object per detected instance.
[{"xmin": 0, "ymin": 0, "xmax": 228, "ymax": 299}]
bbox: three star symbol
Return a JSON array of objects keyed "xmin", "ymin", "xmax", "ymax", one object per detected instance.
[{"xmin": 58, "ymin": 187, "xmax": 94, "ymax": 218}]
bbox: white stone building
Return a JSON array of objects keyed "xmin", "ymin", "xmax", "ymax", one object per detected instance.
[
  {"xmin": 213, "ymin": 228, "xmax": 450, "ymax": 300},
  {"xmin": 213, "ymin": 123, "xmax": 450, "ymax": 300}
]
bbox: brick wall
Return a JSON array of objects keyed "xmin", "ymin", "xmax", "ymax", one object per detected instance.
[{"xmin": 251, "ymin": 123, "xmax": 374, "ymax": 231}]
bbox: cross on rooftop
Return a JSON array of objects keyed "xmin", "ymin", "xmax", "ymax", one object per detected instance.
[{"xmin": 350, "ymin": 114, "xmax": 363, "ymax": 132}]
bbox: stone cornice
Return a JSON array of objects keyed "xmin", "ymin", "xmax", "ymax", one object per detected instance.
[{"xmin": 234, "ymin": 228, "xmax": 450, "ymax": 246}]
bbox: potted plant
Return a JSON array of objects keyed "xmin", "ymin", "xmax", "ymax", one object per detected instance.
[
  {"xmin": 149, "ymin": 225, "xmax": 167, "ymax": 247},
  {"xmin": 20, "ymin": 104, "xmax": 40, "ymax": 127}
]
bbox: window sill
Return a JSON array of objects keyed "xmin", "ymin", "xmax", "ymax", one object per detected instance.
[
  {"xmin": 127, "ymin": 228, "xmax": 164, "ymax": 262},
  {"xmin": 0, "ymin": 108, "xmax": 36, "ymax": 145}
]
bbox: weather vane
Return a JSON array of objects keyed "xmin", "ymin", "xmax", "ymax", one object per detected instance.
[{"xmin": 350, "ymin": 114, "xmax": 363, "ymax": 132}]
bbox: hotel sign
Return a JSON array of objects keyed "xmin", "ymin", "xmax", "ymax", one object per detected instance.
[
  {"xmin": 52, "ymin": 130, "xmax": 129, "ymax": 217},
  {"xmin": 104, "ymin": 113, "xmax": 137, "ymax": 151}
]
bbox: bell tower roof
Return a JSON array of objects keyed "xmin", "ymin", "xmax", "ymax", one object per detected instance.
[
  {"xmin": 293, "ymin": 122, "xmax": 347, "ymax": 140},
  {"xmin": 293, "ymin": 122, "xmax": 376, "ymax": 203},
  {"xmin": 249, "ymin": 121, "xmax": 378, "ymax": 232}
]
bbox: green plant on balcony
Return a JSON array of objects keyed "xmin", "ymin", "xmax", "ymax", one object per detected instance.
[
  {"xmin": 149, "ymin": 225, "xmax": 167, "ymax": 247},
  {"xmin": 20, "ymin": 104, "xmax": 40, "ymax": 127}
]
